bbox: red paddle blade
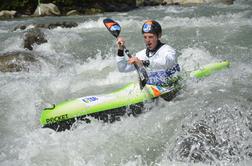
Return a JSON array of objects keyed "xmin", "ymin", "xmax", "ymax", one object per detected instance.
[{"xmin": 103, "ymin": 18, "xmax": 121, "ymax": 38}]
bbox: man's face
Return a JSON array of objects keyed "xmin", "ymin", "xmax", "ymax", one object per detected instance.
[{"xmin": 143, "ymin": 33, "xmax": 159, "ymax": 50}]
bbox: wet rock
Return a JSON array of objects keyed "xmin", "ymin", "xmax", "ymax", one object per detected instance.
[
  {"xmin": 13, "ymin": 25, "xmax": 27, "ymax": 31},
  {"xmin": 41, "ymin": 22, "xmax": 78, "ymax": 29},
  {"xmin": 66, "ymin": 10, "xmax": 79, "ymax": 16},
  {"xmin": 13, "ymin": 21, "xmax": 78, "ymax": 31},
  {"xmin": 33, "ymin": 3, "xmax": 61, "ymax": 16},
  {"xmin": 0, "ymin": 51, "xmax": 37, "ymax": 72},
  {"xmin": 161, "ymin": 0, "xmax": 173, "ymax": 5},
  {"xmin": 23, "ymin": 28, "xmax": 47, "ymax": 50},
  {"xmin": 0, "ymin": 10, "xmax": 17, "ymax": 19}
]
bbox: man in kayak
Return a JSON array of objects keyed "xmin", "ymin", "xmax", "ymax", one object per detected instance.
[{"xmin": 116, "ymin": 20, "xmax": 181, "ymax": 101}]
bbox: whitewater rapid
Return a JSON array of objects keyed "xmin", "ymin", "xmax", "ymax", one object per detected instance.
[{"xmin": 0, "ymin": 0, "xmax": 251, "ymax": 165}]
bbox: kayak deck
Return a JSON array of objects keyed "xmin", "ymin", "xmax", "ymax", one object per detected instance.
[{"xmin": 41, "ymin": 83, "xmax": 174, "ymax": 131}]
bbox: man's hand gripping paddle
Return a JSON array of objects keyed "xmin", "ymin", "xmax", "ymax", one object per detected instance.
[{"xmin": 103, "ymin": 18, "xmax": 148, "ymax": 89}]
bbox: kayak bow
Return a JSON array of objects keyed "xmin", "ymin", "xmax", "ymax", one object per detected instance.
[{"xmin": 190, "ymin": 60, "xmax": 230, "ymax": 78}]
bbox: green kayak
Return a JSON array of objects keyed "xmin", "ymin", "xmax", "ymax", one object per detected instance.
[{"xmin": 41, "ymin": 61, "xmax": 230, "ymax": 131}]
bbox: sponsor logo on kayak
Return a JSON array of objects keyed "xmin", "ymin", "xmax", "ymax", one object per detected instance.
[
  {"xmin": 46, "ymin": 114, "xmax": 68, "ymax": 124},
  {"xmin": 82, "ymin": 97, "xmax": 98, "ymax": 103}
]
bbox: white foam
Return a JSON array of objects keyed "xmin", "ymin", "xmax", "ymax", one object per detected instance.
[
  {"xmin": 161, "ymin": 11, "xmax": 252, "ymax": 28},
  {"xmin": 55, "ymin": 17, "xmax": 141, "ymax": 32},
  {"xmin": 0, "ymin": 29, "xmax": 8, "ymax": 33},
  {"xmin": 70, "ymin": 55, "xmax": 137, "ymax": 93},
  {"xmin": 2, "ymin": 36, "xmax": 23, "ymax": 52},
  {"xmin": 164, "ymin": 6, "xmax": 196, "ymax": 13},
  {"xmin": 76, "ymin": 17, "xmax": 107, "ymax": 30},
  {"xmin": 1, "ymin": 2, "xmax": 251, "ymax": 165},
  {"xmin": 178, "ymin": 47, "xmax": 217, "ymax": 72}
]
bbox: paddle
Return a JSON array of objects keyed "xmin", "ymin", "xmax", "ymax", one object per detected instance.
[{"xmin": 103, "ymin": 18, "xmax": 148, "ymax": 89}]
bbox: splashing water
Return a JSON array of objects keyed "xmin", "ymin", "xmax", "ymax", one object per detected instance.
[{"xmin": 0, "ymin": 0, "xmax": 251, "ymax": 165}]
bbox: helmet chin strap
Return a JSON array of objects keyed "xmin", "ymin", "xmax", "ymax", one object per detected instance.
[{"xmin": 146, "ymin": 40, "xmax": 164, "ymax": 57}]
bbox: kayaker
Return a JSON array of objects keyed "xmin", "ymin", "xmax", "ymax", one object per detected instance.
[{"xmin": 116, "ymin": 20, "xmax": 181, "ymax": 101}]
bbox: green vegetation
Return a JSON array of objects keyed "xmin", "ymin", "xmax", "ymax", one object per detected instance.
[{"xmin": 0, "ymin": 0, "xmax": 138, "ymax": 15}]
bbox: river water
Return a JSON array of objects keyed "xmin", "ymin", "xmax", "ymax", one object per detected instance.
[{"xmin": 0, "ymin": 0, "xmax": 251, "ymax": 165}]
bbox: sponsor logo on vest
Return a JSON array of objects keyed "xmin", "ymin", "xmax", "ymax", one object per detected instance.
[{"xmin": 46, "ymin": 114, "xmax": 68, "ymax": 124}]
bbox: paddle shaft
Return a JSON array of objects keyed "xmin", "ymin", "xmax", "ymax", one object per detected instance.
[{"xmin": 123, "ymin": 46, "xmax": 147, "ymax": 87}]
